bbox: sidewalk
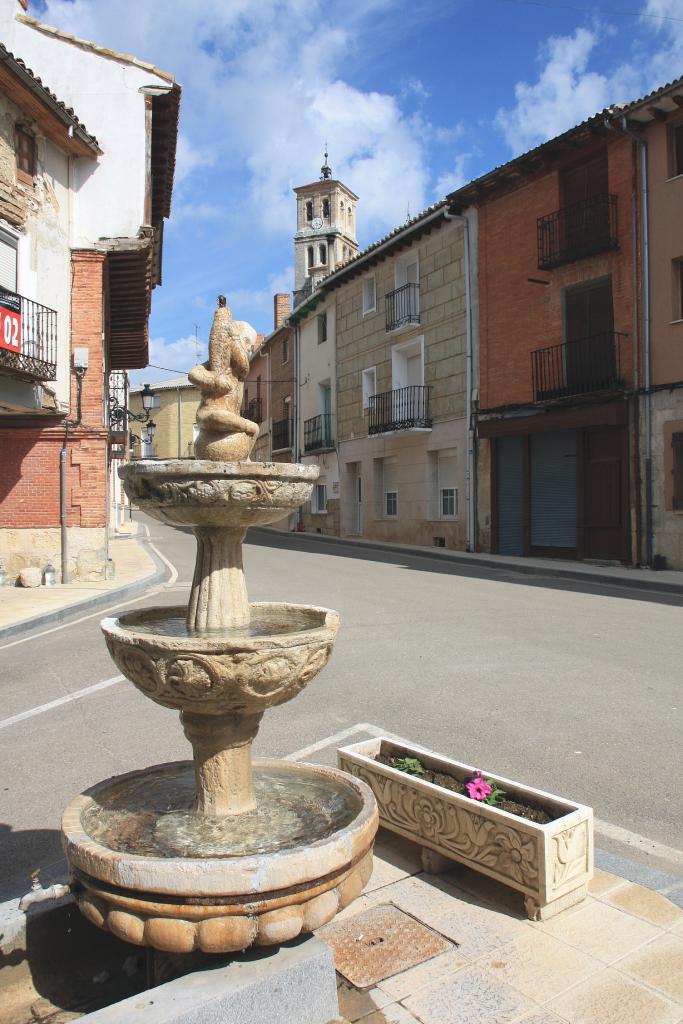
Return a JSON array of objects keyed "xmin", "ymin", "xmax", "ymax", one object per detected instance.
[
  {"xmin": 321, "ymin": 830, "xmax": 683, "ymax": 1024},
  {"xmin": 0, "ymin": 528, "xmax": 167, "ymax": 640},
  {"xmin": 258, "ymin": 529, "xmax": 683, "ymax": 597}
]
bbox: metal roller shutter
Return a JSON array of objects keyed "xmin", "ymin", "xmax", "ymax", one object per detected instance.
[
  {"xmin": 496, "ymin": 436, "xmax": 524, "ymax": 555},
  {"xmin": 0, "ymin": 232, "xmax": 18, "ymax": 291},
  {"xmin": 530, "ymin": 430, "xmax": 577, "ymax": 549}
]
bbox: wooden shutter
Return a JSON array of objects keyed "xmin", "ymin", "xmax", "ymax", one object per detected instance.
[
  {"xmin": 565, "ymin": 279, "xmax": 613, "ymax": 342},
  {"xmin": 561, "ymin": 154, "xmax": 608, "ymax": 206}
]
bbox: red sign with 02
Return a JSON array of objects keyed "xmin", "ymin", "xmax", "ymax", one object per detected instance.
[{"xmin": 0, "ymin": 289, "xmax": 22, "ymax": 353}]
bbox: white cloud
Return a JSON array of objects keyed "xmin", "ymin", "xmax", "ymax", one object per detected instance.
[
  {"xmin": 434, "ymin": 154, "xmax": 471, "ymax": 198},
  {"xmin": 494, "ymin": 7, "xmax": 681, "ymax": 155},
  {"xmin": 39, "ymin": 0, "xmax": 432, "ymax": 239}
]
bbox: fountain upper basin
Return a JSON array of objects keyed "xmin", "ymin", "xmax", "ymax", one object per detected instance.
[
  {"xmin": 120, "ymin": 459, "xmax": 318, "ymax": 529},
  {"xmin": 102, "ymin": 603, "xmax": 339, "ymax": 716}
]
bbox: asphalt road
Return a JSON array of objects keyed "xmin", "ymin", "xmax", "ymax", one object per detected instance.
[{"xmin": 1, "ymin": 514, "xmax": 682, "ymax": 897}]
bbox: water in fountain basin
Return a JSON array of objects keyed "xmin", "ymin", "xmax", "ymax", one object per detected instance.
[
  {"xmin": 80, "ymin": 763, "xmax": 362, "ymax": 859},
  {"xmin": 119, "ymin": 605, "xmax": 325, "ymax": 639}
]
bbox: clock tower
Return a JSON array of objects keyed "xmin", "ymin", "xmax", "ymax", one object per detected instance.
[{"xmin": 293, "ymin": 150, "xmax": 359, "ymax": 305}]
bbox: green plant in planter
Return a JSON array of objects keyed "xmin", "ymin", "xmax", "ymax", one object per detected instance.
[{"xmin": 393, "ymin": 756, "xmax": 425, "ymax": 776}]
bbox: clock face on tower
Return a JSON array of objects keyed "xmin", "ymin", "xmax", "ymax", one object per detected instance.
[{"xmin": 311, "ymin": 217, "xmax": 323, "ymax": 229}]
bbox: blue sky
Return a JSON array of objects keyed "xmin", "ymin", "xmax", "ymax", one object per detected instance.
[{"xmin": 35, "ymin": 0, "xmax": 683, "ymax": 385}]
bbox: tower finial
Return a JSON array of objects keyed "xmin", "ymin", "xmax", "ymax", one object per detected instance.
[{"xmin": 320, "ymin": 143, "xmax": 331, "ymax": 180}]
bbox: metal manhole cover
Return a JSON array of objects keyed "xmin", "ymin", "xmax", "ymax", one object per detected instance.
[{"xmin": 318, "ymin": 904, "xmax": 452, "ymax": 989}]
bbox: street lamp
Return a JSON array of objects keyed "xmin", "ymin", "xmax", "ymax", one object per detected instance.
[{"xmin": 140, "ymin": 383, "xmax": 156, "ymax": 414}]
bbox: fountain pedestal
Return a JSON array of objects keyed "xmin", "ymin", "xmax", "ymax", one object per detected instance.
[{"xmin": 61, "ymin": 299, "xmax": 378, "ymax": 955}]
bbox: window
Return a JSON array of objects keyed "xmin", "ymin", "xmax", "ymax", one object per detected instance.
[
  {"xmin": 391, "ymin": 336, "xmax": 424, "ymax": 389},
  {"xmin": 317, "ymin": 312, "xmax": 327, "ymax": 344},
  {"xmin": 319, "ymin": 244, "xmax": 327, "ymax": 266},
  {"xmin": 282, "ymin": 336, "xmax": 289, "ymax": 364},
  {"xmin": 306, "ymin": 200, "xmax": 313, "ymax": 221},
  {"xmin": 441, "ymin": 488, "xmax": 457, "ymax": 517},
  {"xmin": 256, "ymin": 375, "xmax": 261, "ymax": 400},
  {"xmin": 362, "ymin": 366, "xmax": 376, "ymax": 411},
  {"xmin": 307, "ymin": 245, "xmax": 314, "ymax": 272},
  {"xmin": 348, "ymin": 206, "xmax": 353, "ymax": 227},
  {"xmin": 376, "ymin": 457, "xmax": 398, "ymax": 518},
  {"xmin": 385, "ymin": 491, "xmax": 398, "ymax": 517},
  {"xmin": 0, "ymin": 228, "xmax": 18, "ymax": 290},
  {"xmin": 668, "ymin": 124, "xmax": 683, "ymax": 178},
  {"xmin": 674, "ymin": 258, "xmax": 683, "ymax": 321},
  {"xmin": 362, "ymin": 276, "xmax": 376, "ymax": 315},
  {"xmin": 15, "ymin": 126, "xmax": 36, "ymax": 183},
  {"xmin": 430, "ymin": 448, "xmax": 457, "ymax": 519},
  {"xmin": 322, "ymin": 198, "xmax": 330, "ymax": 219},
  {"xmin": 674, "ymin": 433, "xmax": 683, "ymax": 511},
  {"xmin": 314, "ymin": 483, "xmax": 327, "ymax": 513}
]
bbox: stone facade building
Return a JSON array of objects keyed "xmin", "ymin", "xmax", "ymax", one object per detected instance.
[
  {"xmin": 130, "ymin": 377, "xmax": 198, "ymax": 460},
  {"xmin": 292, "ymin": 203, "xmax": 475, "ymax": 548}
]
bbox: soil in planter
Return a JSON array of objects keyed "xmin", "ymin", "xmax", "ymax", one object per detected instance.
[{"xmin": 376, "ymin": 754, "xmax": 555, "ymax": 825}]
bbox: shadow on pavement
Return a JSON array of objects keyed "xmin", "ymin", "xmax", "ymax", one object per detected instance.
[{"xmin": 246, "ymin": 530, "xmax": 683, "ymax": 608}]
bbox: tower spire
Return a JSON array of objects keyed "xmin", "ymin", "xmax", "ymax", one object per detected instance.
[{"xmin": 320, "ymin": 144, "xmax": 331, "ymax": 180}]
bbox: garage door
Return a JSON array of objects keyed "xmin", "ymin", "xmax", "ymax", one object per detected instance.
[
  {"xmin": 530, "ymin": 430, "xmax": 577, "ymax": 550},
  {"xmin": 496, "ymin": 436, "xmax": 524, "ymax": 555}
]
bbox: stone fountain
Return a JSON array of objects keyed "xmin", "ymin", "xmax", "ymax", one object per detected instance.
[{"xmin": 61, "ymin": 298, "xmax": 378, "ymax": 955}]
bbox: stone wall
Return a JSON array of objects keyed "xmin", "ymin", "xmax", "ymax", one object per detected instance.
[
  {"xmin": 130, "ymin": 385, "xmax": 199, "ymax": 459},
  {"xmin": 301, "ymin": 497, "xmax": 340, "ymax": 537},
  {"xmin": 648, "ymin": 390, "xmax": 683, "ymax": 569},
  {"xmin": 0, "ymin": 525, "xmax": 106, "ymax": 582}
]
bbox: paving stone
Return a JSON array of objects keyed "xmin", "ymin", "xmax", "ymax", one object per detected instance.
[
  {"xmin": 337, "ymin": 979, "xmax": 394, "ymax": 1021},
  {"xmin": 479, "ymin": 929, "xmax": 603, "ymax": 1003},
  {"xmin": 379, "ymin": 874, "xmax": 527, "ymax": 959},
  {"xmin": 538, "ymin": 899, "xmax": 663, "ymax": 964},
  {"xmin": 365, "ymin": 846, "xmax": 422, "ymax": 894},
  {"xmin": 515, "ymin": 1013, "xmax": 571, "ymax": 1023},
  {"xmin": 360, "ymin": 1005, "xmax": 421, "ymax": 1023},
  {"xmin": 604, "ymin": 883, "xmax": 683, "ymax": 928},
  {"xmin": 402, "ymin": 964, "xmax": 537, "ymax": 1024},
  {"xmin": 588, "ymin": 869, "xmax": 623, "ymax": 898},
  {"xmin": 615, "ymin": 932, "xmax": 683, "ymax": 1003},
  {"xmin": 373, "ymin": 832, "xmax": 424, "ymax": 877},
  {"xmin": 377, "ymin": 948, "xmax": 467, "ymax": 1001},
  {"xmin": 547, "ymin": 967, "xmax": 682, "ymax": 1024},
  {"xmin": 443, "ymin": 864, "xmax": 527, "ymax": 920}
]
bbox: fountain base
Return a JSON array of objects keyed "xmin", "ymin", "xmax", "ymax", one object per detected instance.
[{"xmin": 62, "ymin": 759, "xmax": 377, "ymax": 954}]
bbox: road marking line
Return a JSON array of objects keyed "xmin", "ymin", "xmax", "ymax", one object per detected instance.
[
  {"xmin": 0, "ymin": 675, "xmax": 125, "ymax": 730},
  {"xmin": 285, "ymin": 722, "xmax": 385, "ymax": 761},
  {"xmin": 140, "ymin": 524, "xmax": 178, "ymax": 589},
  {"xmin": 594, "ymin": 818, "xmax": 683, "ymax": 871}
]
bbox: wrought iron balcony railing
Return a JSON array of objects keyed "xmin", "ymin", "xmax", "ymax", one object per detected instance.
[
  {"xmin": 368, "ymin": 385, "xmax": 432, "ymax": 434},
  {"xmin": 304, "ymin": 413, "xmax": 334, "ymax": 452},
  {"xmin": 272, "ymin": 417, "xmax": 293, "ymax": 450},
  {"xmin": 531, "ymin": 331, "xmax": 626, "ymax": 402},
  {"xmin": 385, "ymin": 283, "xmax": 420, "ymax": 332},
  {"xmin": 245, "ymin": 397, "xmax": 262, "ymax": 423},
  {"xmin": 0, "ymin": 289, "xmax": 58, "ymax": 380},
  {"xmin": 537, "ymin": 193, "xmax": 618, "ymax": 270}
]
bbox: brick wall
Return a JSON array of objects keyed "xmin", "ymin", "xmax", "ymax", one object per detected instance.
[
  {"xmin": 0, "ymin": 250, "xmax": 107, "ymax": 532},
  {"xmin": 273, "ymin": 293, "xmax": 291, "ymax": 331},
  {"xmin": 478, "ymin": 136, "xmax": 635, "ymax": 411}
]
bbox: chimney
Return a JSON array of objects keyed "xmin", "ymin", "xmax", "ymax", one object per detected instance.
[
  {"xmin": 273, "ymin": 293, "xmax": 291, "ymax": 331},
  {"xmin": 17, "ymin": 0, "xmax": 28, "ymax": 10}
]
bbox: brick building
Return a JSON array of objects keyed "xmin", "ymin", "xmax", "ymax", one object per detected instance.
[
  {"xmin": 449, "ymin": 104, "xmax": 641, "ymax": 562},
  {"xmin": 0, "ymin": 1, "xmax": 179, "ymax": 581}
]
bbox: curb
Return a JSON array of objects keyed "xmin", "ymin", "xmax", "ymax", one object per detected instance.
[
  {"xmin": 252, "ymin": 528, "xmax": 683, "ymax": 596},
  {"xmin": 0, "ymin": 531, "xmax": 168, "ymax": 642}
]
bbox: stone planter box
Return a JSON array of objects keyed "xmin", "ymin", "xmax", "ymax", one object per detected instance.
[{"xmin": 338, "ymin": 737, "xmax": 593, "ymax": 921}]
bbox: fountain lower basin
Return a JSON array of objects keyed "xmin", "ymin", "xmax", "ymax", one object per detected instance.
[{"xmin": 63, "ymin": 759, "xmax": 377, "ymax": 954}]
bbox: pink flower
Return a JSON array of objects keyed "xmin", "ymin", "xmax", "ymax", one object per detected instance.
[{"xmin": 466, "ymin": 774, "xmax": 493, "ymax": 801}]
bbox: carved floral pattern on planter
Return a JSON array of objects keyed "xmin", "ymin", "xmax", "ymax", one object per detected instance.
[
  {"xmin": 551, "ymin": 822, "xmax": 589, "ymax": 890},
  {"xmin": 105, "ymin": 635, "xmax": 333, "ymax": 714},
  {"xmin": 344, "ymin": 764, "xmax": 540, "ymax": 890}
]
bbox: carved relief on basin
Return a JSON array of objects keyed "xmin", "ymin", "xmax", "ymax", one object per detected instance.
[{"xmin": 102, "ymin": 603, "xmax": 339, "ymax": 716}]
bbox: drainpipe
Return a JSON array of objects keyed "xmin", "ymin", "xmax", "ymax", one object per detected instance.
[
  {"xmin": 614, "ymin": 117, "xmax": 652, "ymax": 565},
  {"xmin": 444, "ymin": 208, "xmax": 475, "ymax": 551},
  {"xmin": 60, "ymin": 442, "xmax": 68, "ymax": 583},
  {"xmin": 177, "ymin": 385, "xmax": 182, "ymax": 457}
]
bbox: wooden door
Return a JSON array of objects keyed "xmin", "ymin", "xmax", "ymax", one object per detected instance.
[
  {"xmin": 564, "ymin": 279, "xmax": 615, "ymax": 394},
  {"xmin": 582, "ymin": 425, "xmax": 629, "ymax": 561}
]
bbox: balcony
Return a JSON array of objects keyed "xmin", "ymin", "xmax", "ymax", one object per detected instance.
[
  {"xmin": 385, "ymin": 283, "xmax": 420, "ymax": 332},
  {"xmin": 304, "ymin": 413, "xmax": 334, "ymax": 452},
  {"xmin": 368, "ymin": 385, "xmax": 432, "ymax": 435},
  {"xmin": 272, "ymin": 417, "xmax": 293, "ymax": 451},
  {"xmin": 531, "ymin": 332, "xmax": 627, "ymax": 403},
  {"xmin": 0, "ymin": 290, "xmax": 58, "ymax": 381},
  {"xmin": 245, "ymin": 397, "xmax": 262, "ymax": 423},
  {"xmin": 537, "ymin": 194, "xmax": 618, "ymax": 270}
]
